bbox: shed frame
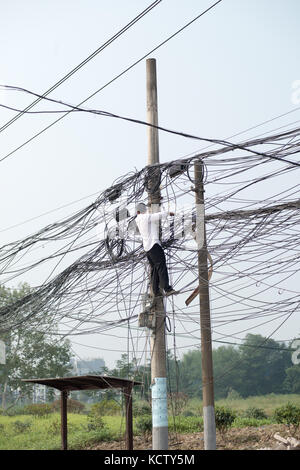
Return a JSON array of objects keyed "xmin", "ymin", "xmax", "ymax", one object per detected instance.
[{"xmin": 22, "ymin": 375, "xmax": 142, "ymax": 450}]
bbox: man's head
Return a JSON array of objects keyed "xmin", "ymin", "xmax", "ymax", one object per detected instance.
[{"xmin": 136, "ymin": 202, "xmax": 147, "ymax": 214}]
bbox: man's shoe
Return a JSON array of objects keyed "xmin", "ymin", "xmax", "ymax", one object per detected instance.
[{"xmin": 165, "ymin": 287, "xmax": 177, "ymax": 297}]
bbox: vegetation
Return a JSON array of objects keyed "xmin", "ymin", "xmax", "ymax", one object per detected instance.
[
  {"xmin": 214, "ymin": 406, "xmax": 236, "ymax": 435},
  {"xmin": 100, "ymin": 334, "xmax": 300, "ymax": 403},
  {"xmin": 175, "ymin": 334, "xmax": 300, "ymax": 399},
  {"xmin": 89, "ymin": 399, "xmax": 121, "ymax": 416},
  {"xmin": 169, "ymin": 415, "xmax": 203, "ymax": 433},
  {"xmin": 1, "ymin": 283, "xmax": 299, "ymax": 411},
  {"xmin": 0, "ymin": 284, "xmax": 73, "ymax": 411},
  {"xmin": 0, "ymin": 413, "xmax": 114, "ymax": 450},
  {"xmin": 51, "ymin": 399, "xmax": 85, "ymax": 414},
  {"xmin": 87, "ymin": 411, "xmax": 107, "ymax": 432},
  {"xmin": 133, "ymin": 400, "xmax": 151, "ymax": 416},
  {"xmin": 243, "ymin": 406, "xmax": 267, "ymax": 420},
  {"xmin": 135, "ymin": 415, "xmax": 152, "ymax": 435},
  {"xmin": 0, "ymin": 283, "xmax": 299, "ymax": 450},
  {"xmin": 23, "ymin": 403, "xmax": 52, "ymax": 417},
  {"xmin": 0, "ymin": 394, "xmax": 299, "ymax": 449},
  {"xmin": 273, "ymin": 402, "xmax": 300, "ymax": 432}
]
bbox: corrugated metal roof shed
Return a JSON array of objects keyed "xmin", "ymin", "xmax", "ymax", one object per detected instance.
[
  {"xmin": 22, "ymin": 375, "xmax": 142, "ymax": 391},
  {"xmin": 22, "ymin": 375, "xmax": 142, "ymax": 450}
]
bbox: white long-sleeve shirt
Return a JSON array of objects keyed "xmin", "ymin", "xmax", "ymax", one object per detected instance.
[{"xmin": 136, "ymin": 211, "xmax": 168, "ymax": 252}]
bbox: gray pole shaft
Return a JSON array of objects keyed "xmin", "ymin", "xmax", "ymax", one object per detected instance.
[
  {"xmin": 146, "ymin": 58, "xmax": 168, "ymax": 450},
  {"xmin": 194, "ymin": 161, "xmax": 216, "ymax": 450},
  {"xmin": 146, "ymin": 59, "xmax": 159, "ymax": 167}
]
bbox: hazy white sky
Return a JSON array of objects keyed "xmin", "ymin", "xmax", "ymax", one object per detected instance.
[{"xmin": 0, "ymin": 0, "xmax": 299, "ymax": 369}]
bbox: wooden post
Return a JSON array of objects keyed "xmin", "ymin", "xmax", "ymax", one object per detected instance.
[
  {"xmin": 61, "ymin": 390, "xmax": 68, "ymax": 450},
  {"xmin": 146, "ymin": 58, "xmax": 168, "ymax": 450},
  {"xmin": 124, "ymin": 383, "xmax": 133, "ymax": 450},
  {"xmin": 194, "ymin": 160, "xmax": 216, "ymax": 450}
]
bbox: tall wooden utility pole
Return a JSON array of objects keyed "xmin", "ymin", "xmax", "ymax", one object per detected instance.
[
  {"xmin": 146, "ymin": 58, "xmax": 168, "ymax": 450},
  {"xmin": 194, "ymin": 160, "xmax": 216, "ymax": 450}
]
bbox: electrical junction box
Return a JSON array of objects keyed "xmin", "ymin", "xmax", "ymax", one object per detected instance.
[
  {"xmin": 138, "ymin": 309, "xmax": 156, "ymax": 329},
  {"xmin": 168, "ymin": 163, "xmax": 188, "ymax": 178},
  {"xmin": 138, "ymin": 293, "xmax": 156, "ymax": 329}
]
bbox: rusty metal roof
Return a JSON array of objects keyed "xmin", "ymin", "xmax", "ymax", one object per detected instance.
[{"xmin": 22, "ymin": 375, "xmax": 142, "ymax": 391}]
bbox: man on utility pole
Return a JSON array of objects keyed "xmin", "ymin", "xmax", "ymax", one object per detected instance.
[
  {"xmin": 145, "ymin": 58, "xmax": 168, "ymax": 450},
  {"xmin": 135, "ymin": 202, "xmax": 176, "ymax": 298}
]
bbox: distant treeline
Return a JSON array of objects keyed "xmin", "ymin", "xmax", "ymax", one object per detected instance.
[
  {"xmin": 172, "ymin": 334, "xmax": 300, "ymax": 399},
  {"xmin": 107, "ymin": 334, "xmax": 300, "ymax": 400}
]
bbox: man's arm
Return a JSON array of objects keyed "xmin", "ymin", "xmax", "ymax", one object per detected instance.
[{"xmin": 149, "ymin": 211, "xmax": 175, "ymax": 221}]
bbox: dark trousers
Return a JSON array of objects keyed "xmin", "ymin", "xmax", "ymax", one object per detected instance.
[{"xmin": 146, "ymin": 243, "xmax": 171, "ymax": 296}]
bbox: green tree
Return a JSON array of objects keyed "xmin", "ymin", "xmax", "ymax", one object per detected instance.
[
  {"xmin": 169, "ymin": 335, "xmax": 294, "ymax": 399},
  {"xmin": 103, "ymin": 354, "xmax": 150, "ymax": 401},
  {"xmin": 113, "ymin": 353, "xmax": 135, "ymax": 378},
  {"xmin": 0, "ymin": 283, "xmax": 73, "ymax": 409},
  {"xmin": 177, "ymin": 349, "xmax": 202, "ymax": 398},
  {"xmin": 238, "ymin": 334, "xmax": 292, "ymax": 397},
  {"xmin": 283, "ymin": 365, "xmax": 300, "ymax": 394},
  {"xmin": 212, "ymin": 346, "xmax": 242, "ymax": 399}
]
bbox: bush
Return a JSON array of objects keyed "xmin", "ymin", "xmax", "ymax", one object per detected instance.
[
  {"xmin": 273, "ymin": 402, "xmax": 300, "ymax": 432},
  {"xmin": 86, "ymin": 413, "xmax": 106, "ymax": 432},
  {"xmin": 168, "ymin": 392, "xmax": 189, "ymax": 416},
  {"xmin": 243, "ymin": 406, "xmax": 267, "ymax": 420},
  {"xmin": 182, "ymin": 410, "xmax": 195, "ymax": 417},
  {"xmin": 23, "ymin": 403, "xmax": 52, "ymax": 417},
  {"xmin": 86, "ymin": 402, "xmax": 111, "ymax": 432},
  {"xmin": 90, "ymin": 399, "xmax": 120, "ymax": 416},
  {"xmin": 51, "ymin": 398, "xmax": 85, "ymax": 414},
  {"xmin": 214, "ymin": 405, "xmax": 236, "ymax": 435},
  {"xmin": 46, "ymin": 417, "xmax": 81, "ymax": 436},
  {"xmin": 135, "ymin": 415, "xmax": 152, "ymax": 435},
  {"xmin": 133, "ymin": 401, "xmax": 151, "ymax": 416},
  {"xmin": 4, "ymin": 405, "xmax": 30, "ymax": 416},
  {"xmin": 46, "ymin": 418, "xmax": 61, "ymax": 436},
  {"xmin": 12, "ymin": 420, "xmax": 32, "ymax": 433},
  {"xmin": 71, "ymin": 428, "xmax": 114, "ymax": 448},
  {"xmin": 170, "ymin": 416, "xmax": 203, "ymax": 433},
  {"xmin": 233, "ymin": 416, "xmax": 272, "ymax": 428}
]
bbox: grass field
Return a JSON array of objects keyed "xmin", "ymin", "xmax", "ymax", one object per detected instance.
[
  {"xmin": 0, "ymin": 413, "xmax": 119, "ymax": 450},
  {"xmin": 0, "ymin": 394, "xmax": 299, "ymax": 450},
  {"xmin": 186, "ymin": 393, "xmax": 300, "ymax": 417}
]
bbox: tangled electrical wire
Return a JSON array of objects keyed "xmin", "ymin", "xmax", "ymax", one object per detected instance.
[{"xmin": 0, "ymin": 86, "xmax": 299, "ymax": 372}]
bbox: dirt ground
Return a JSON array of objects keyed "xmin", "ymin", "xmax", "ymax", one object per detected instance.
[{"xmin": 88, "ymin": 424, "xmax": 300, "ymax": 451}]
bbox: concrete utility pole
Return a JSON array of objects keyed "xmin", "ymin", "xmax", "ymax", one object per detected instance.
[
  {"xmin": 194, "ymin": 160, "xmax": 216, "ymax": 450},
  {"xmin": 146, "ymin": 58, "xmax": 168, "ymax": 450}
]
